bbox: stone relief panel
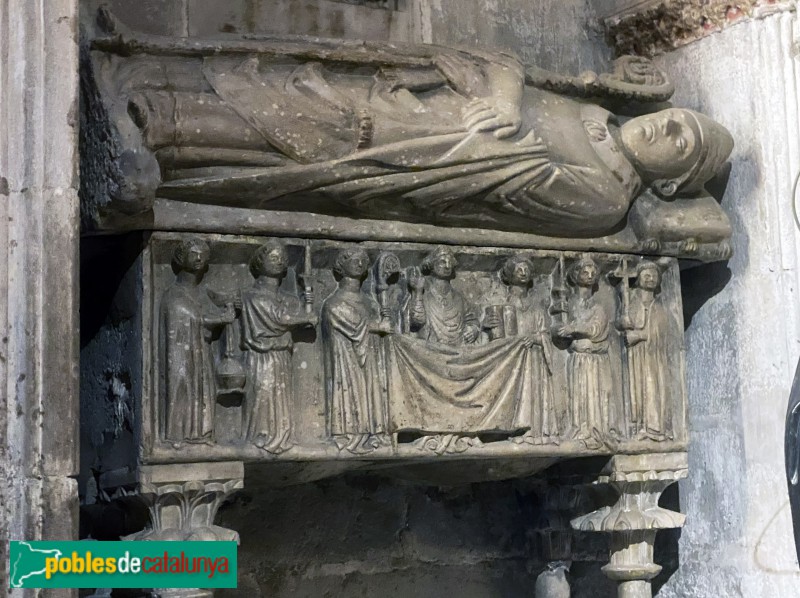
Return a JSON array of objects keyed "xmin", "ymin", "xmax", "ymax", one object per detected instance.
[{"xmin": 142, "ymin": 233, "xmax": 687, "ymax": 463}]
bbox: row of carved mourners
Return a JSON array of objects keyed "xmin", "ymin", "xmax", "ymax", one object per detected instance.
[{"xmin": 153, "ymin": 236, "xmax": 686, "ymax": 457}]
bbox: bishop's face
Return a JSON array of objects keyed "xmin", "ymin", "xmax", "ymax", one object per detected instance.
[
  {"xmin": 431, "ymin": 252, "xmax": 456, "ymax": 279},
  {"xmin": 621, "ymin": 109, "xmax": 700, "ymax": 182}
]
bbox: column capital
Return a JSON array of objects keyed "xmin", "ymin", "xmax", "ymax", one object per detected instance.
[{"xmin": 570, "ymin": 453, "xmax": 687, "ymax": 597}]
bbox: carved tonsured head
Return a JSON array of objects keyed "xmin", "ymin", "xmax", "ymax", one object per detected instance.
[
  {"xmin": 500, "ymin": 255, "xmax": 534, "ymax": 287},
  {"xmin": 621, "ymin": 108, "xmax": 734, "ymax": 197},
  {"xmin": 635, "ymin": 260, "xmax": 661, "ymax": 291},
  {"xmin": 421, "ymin": 247, "xmax": 457, "ymax": 280},
  {"xmin": 567, "ymin": 255, "xmax": 599, "ymax": 288},
  {"xmin": 334, "ymin": 247, "xmax": 371, "ymax": 281}
]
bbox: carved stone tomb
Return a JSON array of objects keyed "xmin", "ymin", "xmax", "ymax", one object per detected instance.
[{"xmin": 81, "ymin": 9, "xmax": 735, "ymax": 597}]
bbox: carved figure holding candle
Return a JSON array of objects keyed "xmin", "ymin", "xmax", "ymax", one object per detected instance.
[
  {"xmin": 239, "ymin": 240, "xmax": 316, "ymax": 453},
  {"xmin": 322, "ymin": 247, "xmax": 393, "ymax": 454}
]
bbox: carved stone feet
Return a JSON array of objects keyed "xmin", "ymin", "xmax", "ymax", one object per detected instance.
[{"xmin": 571, "ymin": 453, "xmax": 688, "ymax": 598}]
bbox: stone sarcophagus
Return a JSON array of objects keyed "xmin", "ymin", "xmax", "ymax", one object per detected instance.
[
  {"xmin": 142, "ymin": 236, "xmax": 687, "ymax": 462},
  {"xmin": 81, "ymin": 8, "xmax": 733, "ymax": 597}
]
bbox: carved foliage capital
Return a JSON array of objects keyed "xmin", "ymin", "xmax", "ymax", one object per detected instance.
[
  {"xmin": 570, "ymin": 464, "xmax": 687, "ymax": 533},
  {"xmin": 126, "ymin": 477, "xmax": 243, "ymax": 542}
]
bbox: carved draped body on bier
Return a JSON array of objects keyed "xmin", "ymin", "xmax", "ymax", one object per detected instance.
[{"xmin": 91, "ymin": 26, "xmax": 734, "ymax": 249}]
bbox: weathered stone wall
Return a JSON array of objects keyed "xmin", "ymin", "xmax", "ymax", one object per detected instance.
[
  {"xmin": 81, "ymin": 0, "xmax": 610, "ymax": 72},
  {"xmin": 408, "ymin": 0, "xmax": 609, "ymax": 71},
  {"xmin": 215, "ymin": 471, "xmax": 616, "ymax": 598},
  {"xmin": 1, "ymin": 0, "xmax": 80, "ymax": 595},
  {"xmin": 651, "ymin": 11, "xmax": 800, "ymax": 597},
  {"xmin": 82, "ymin": 0, "xmax": 414, "ymax": 41}
]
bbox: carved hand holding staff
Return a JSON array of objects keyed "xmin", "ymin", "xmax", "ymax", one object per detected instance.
[
  {"xmin": 238, "ymin": 240, "xmax": 317, "ymax": 453},
  {"xmin": 322, "ymin": 248, "xmax": 392, "ymax": 454},
  {"xmin": 549, "ymin": 254, "xmax": 568, "ymax": 328},
  {"xmin": 612, "ymin": 257, "xmax": 635, "ymax": 342},
  {"xmin": 373, "ymin": 251, "xmax": 402, "ymax": 325}
]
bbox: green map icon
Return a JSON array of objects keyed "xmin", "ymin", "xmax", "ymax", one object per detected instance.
[{"xmin": 9, "ymin": 542, "xmax": 63, "ymax": 588}]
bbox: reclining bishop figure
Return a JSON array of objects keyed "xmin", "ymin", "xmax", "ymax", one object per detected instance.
[{"xmin": 92, "ymin": 14, "xmax": 734, "ymax": 248}]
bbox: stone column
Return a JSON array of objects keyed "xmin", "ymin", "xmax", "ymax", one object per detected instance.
[
  {"xmin": 571, "ymin": 454, "xmax": 688, "ymax": 598},
  {"xmin": 0, "ymin": 0, "xmax": 80, "ymax": 595},
  {"xmin": 123, "ymin": 462, "xmax": 244, "ymax": 598}
]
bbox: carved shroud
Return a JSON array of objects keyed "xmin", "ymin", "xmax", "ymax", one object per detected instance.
[
  {"xmin": 387, "ymin": 336, "xmax": 532, "ymax": 434},
  {"xmin": 157, "ymin": 57, "xmax": 639, "ymax": 237}
]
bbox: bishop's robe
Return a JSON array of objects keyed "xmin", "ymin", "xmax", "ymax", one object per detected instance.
[{"xmin": 408, "ymin": 282, "xmax": 478, "ymax": 346}]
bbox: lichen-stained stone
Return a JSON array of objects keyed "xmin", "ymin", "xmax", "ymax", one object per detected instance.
[
  {"xmin": 82, "ymin": 0, "xmax": 189, "ymax": 37},
  {"xmin": 185, "ymin": 0, "xmax": 411, "ymax": 40}
]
